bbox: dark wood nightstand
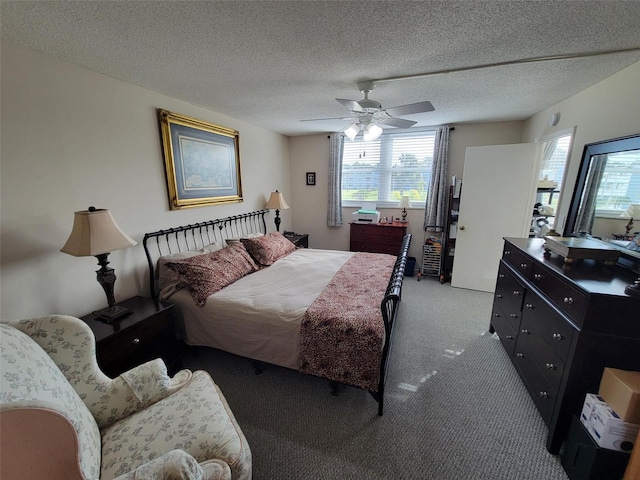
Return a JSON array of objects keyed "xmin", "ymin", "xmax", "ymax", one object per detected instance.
[
  {"xmin": 285, "ymin": 233, "xmax": 309, "ymax": 248},
  {"xmin": 80, "ymin": 296, "xmax": 182, "ymax": 377}
]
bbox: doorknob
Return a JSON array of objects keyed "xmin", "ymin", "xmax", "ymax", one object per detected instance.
[{"xmin": 459, "ymin": 225, "xmax": 465, "ymax": 230}]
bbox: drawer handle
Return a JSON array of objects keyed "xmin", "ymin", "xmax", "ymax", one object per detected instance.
[
  {"xmin": 534, "ymin": 273, "xmax": 542, "ymax": 280},
  {"xmin": 506, "ymin": 335, "xmax": 513, "ymax": 340},
  {"xmin": 552, "ymin": 333, "xmax": 564, "ymax": 341},
  {"xmin": 516, "ymin": 352, "xmax": 524, "ymax": 358},
  {"xmin": 563, "ymin": 297, "xmax": 574, "ymax": 305},
  {"xmin": 496, "ymin": 294, "xmax": 503, "ymax": 299},
  {"xmin": 520, "ymin": 263, "xmax": 528, "ymax": 269},
  {"xmin": 513, "ymin": 290, "xmax": 520, "ymax": 296},
  {"xmin": 525, "ymin": 303, "xmax": 533, "ymax": 309},
  {"xmin": 504, "ymin": 250, "xmax": 511, "ymax": 255},
  {"xmin": 132, "ymin": 338, "xmax": 140, "ymax": 345},
  {"xmin": 510, "ymin": 313, "xmax": 518, "ymax": 319},
  {"xmin": 521, "ymin": 329, "xmax": 530, "ymax": 334},
  {"xmin": 539, "ymin": 391, "xmax": 549, "ymax": 399},
  {"xmin": 499, "ymin": 274, "xmax": 505, "ymax": 279},
  {"xmin": 493, "ymin": 313, "xmax": 500, "ymax": 318},
  {"xmin": 545, "ymin": 363, "xmax": 557, "ymax": 370}
]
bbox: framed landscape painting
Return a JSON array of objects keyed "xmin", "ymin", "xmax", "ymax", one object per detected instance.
[{"xmin": 158, "ymin": 109, "xmax": 243, "ymax": 210}]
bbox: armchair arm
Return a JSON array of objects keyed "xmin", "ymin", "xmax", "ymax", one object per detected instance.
[
  {"xmin": 113, "ymin": 449, "xmax": 204, "ymax": 480},
  {"xmin": 91, "ymin": 359, "xmax": 193, "ymax": 428}
]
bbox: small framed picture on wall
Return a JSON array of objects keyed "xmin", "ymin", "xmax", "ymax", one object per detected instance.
[{"xmin": 306, "ymin": 172, "xmax": 316, "ymax": 186}]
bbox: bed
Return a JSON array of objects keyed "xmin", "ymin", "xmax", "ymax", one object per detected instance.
[{"xmin": 143, "ymin": 209, "xmax": 411, "ymax": 415}]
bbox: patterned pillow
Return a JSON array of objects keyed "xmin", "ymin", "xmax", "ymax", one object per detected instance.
[
  {"xmin": 241, "ymin": 231, "xmax": 297, "ymax": 266},
  {"xmin": 157, "ymin": 242, "xmax": 225, "ymax": 293},
  {"xmin": 165, "ymin": 243, "xmax": 258, "ymax": 306}
]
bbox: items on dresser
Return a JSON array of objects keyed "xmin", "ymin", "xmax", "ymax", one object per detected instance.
[
  {"xmin": 80, "ymin": 296, "xmax": 182, "ymax": 377},
  {"xmin": 489, "ymin": 237, "xmax": 640, "ymax": 454},
  {"xmin": 349, "ymin": 221, "xmax": 408, "ymax": 255}
]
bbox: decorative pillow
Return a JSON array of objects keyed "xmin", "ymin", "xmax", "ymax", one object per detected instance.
[
  {"xmin": 225, "ymin": 232, "xmax": 264, "ymax": 245},
  {"xmin": 165, "ymin": 243, "xmax": 258, "ymax": 306},
  {"xmin": 157, "ymin": 242, "xmax": 224, "ymax": 295},
  {"xmin": 241, "ymin": 231, "xmax": 297, "ymax": 266}
]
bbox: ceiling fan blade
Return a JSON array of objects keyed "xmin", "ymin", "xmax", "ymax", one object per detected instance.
[
  {"xmin": 300, "ymin": 117, "xmax": 350, "ymax": 122},
  {"xmin": 336, "ymin": 98, "xmax": 364, "ymax": 112},
  {"xmin": 385, "ymin": 101, "xmax": 435, "ymax": 117},
  {"xmin": 379, "ymin": 117, "xmax": 417, "ymax": 128}
]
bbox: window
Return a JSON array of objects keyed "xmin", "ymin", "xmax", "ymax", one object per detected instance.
[
  {"xmin": 341, "ymin": 129, "xmax": 436, "ymax": 206},
  {"xmin": 594, "ymin": 149, "xmax": 640, "ymax": 215}
]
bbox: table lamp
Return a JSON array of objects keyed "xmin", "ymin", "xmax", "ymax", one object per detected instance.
[
  {"xmin": 61, "ymin": 206, "xmax": 137, "ymax": 322},
  {"xmin": 398, "ymin": 196, "xmax": 411, "ymax": 223},
  {"xmin": 265, "ymin": 190, "xmax": 289, "ymax": 231},
  {"xmin": 620, "ymin": 204, "xmax": 640, "ymax": 236}
]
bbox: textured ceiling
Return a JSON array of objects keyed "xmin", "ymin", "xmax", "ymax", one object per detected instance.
[{"xmin": 2, "ymin": 1, "xmax": 640, "ymax": 136}]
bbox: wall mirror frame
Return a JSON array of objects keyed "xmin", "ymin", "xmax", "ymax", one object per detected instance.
[{"xmin": 563, "ymin": 133, "xmax": 640, "ymax": 279}]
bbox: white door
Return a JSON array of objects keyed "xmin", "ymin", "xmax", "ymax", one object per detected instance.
[{"xmin": 451, "ymin": 143, "xmax": 540, "ymax": 292}]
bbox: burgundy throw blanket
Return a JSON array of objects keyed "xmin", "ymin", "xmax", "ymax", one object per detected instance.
[{"xmin": 299, "ymin": 252, "xmax": 396, "ymax": 392}]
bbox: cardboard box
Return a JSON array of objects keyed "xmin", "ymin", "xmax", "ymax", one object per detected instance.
[
  {"xmin": 580, "ymin": 393, "xmax": 607, "ymax": 427},
  {"xmin": 586, "ymin": 401, "xmax": 639, "ymax": 452},
  {"xmin": 599, "ymin": 368, "xmax": 640, "ymax": 424}
]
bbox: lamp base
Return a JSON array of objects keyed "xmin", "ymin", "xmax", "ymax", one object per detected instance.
[{"xmin": 92, "ymin": 304, "xmax": 132, "ymax": 323}]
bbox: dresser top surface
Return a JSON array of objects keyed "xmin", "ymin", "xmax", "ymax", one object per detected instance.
[{"xmin": 504, "ymin": 237, "xmax": 639, "ymax": 299}]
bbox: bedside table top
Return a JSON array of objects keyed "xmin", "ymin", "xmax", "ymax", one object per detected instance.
[{"xmin": 80, "ymin": 296, "xmax": 174, "ymax": 342}]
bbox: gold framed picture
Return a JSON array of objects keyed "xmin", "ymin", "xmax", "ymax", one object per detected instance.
[{"xmin": 158, "ymin": 109, "xmax": 243, "ymax": 210}]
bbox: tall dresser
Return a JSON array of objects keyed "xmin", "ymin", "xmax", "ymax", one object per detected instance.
[
  {"xmin": 350, "ymin": 222, "xmax": 408, "ymax": 255},
  {"xmin": 490, "ymin": 237, "xmax": 640, "ymax": 454}
]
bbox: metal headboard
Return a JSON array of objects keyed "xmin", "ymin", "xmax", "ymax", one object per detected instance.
[{"xmin": 143, "ymin": 209, "xmax": 268, "ymax": 298}]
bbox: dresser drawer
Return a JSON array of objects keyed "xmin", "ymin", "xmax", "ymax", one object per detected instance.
[
  {"xmin": 513, "ymin": 342, "xmax": 557, "ymax": 425},
  {"xmin": 494, "ymin": 261, "xmax": 525, "ymax": 318},
  {"xmin": 97, "ymin": 309, "xmax": 175, "ymax": 375},
  {"xmin": 502, "ymin": 245, "xmax": 534, "ymax": 278},
  {"xmin": 522, "ymin": 289, "xmax": 575, "ymax": 362},
  {"xmin": 491, "ymin": 304, "xmax": 518, "ymax": 356},
  {"xmin": 531, "ymin": 264, "xmax": 588, "ymax": 322},
  {"xmin": 517, "ymin": 317, "xmax": 565, "ymax": 392}
]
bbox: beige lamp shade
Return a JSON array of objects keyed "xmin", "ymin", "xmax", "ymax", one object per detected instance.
[
  {"xmin": 398, "ymin": 196, "xmax": 411, "ymax": 209},
  {"xmin": 265, "ymin": 190, "xmax": 290, "ymax": 210},
  {"xmin": 620, "ymin": 204, "xmax": 640, "ymax": 219},
  {"xmin": 61, "ymin": 208, "xmax": 137, "ymax": 257}
]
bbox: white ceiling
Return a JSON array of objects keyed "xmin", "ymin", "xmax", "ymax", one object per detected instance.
[{"xmin": 2, "ymin": 1, "xmax": 640, "ymax": 137}]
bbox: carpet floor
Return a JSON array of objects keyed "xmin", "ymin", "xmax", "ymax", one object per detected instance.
[{"xmin": 183, "ymin": 275, "xmax": 568, "ymax": 479}]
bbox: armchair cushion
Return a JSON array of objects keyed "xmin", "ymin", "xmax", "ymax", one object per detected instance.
[{"xmin": 101, "ymin": 371, "xmax": 251, "ymax": 480}]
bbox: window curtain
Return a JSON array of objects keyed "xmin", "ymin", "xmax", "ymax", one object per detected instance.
[
  {"xmin": 574, "ymin": 154, "xmax": 607, "ymax": 235},
  {"xmin": 327, "ymin": 133, "xmax": 344, "ymax": 227},
  {"xmin": 424, "ymin": 126, "xmax": 450, "ymax": 232}
]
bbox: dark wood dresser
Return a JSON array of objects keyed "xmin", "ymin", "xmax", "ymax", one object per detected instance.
[
  {"xmin": 490, "ymin": 237, "xmax": 640, "ymax": 454},
  {"xmin": 350, "ymin": 222, "xmax": 408, "ymax": 255}
]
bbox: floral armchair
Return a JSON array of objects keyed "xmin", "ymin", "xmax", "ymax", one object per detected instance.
[{"xmin": 0, "ymin": 315, "xmax": 252, "ymax": 480}]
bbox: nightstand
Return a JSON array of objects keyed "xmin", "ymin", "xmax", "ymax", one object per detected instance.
[
  {"xmin": 80, "ymin": 296, "xmax": 182, "ymax": 377},
  {"xmin": 286, "ymin": 233, "xmax": 309, "ymax": 248}
]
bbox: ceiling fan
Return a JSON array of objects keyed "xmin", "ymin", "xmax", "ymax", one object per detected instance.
[{"xmin": 303, "ymin": 80, "xmax": 435, "ymax": 141}]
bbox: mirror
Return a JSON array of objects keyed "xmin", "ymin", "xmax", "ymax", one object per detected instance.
[{"xmin": 564, "ymin": 133, "xmax": 640, "ymax": 272}]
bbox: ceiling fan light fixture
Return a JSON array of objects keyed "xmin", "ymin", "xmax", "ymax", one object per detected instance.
[
  {"xmin": 363, "ymin": 123, "xmax": 383, "ymax": 141},
  {"xmin": 343, "ymin": 123, "xmax": 359, "ymax": 141}
]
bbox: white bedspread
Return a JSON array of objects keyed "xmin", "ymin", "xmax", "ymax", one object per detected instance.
[{"xmin": 171, "ymin": 248, "xmax": 355, "ymax": 369}]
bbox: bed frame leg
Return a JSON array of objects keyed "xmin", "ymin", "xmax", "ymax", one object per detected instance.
[
  {"xmin": 252, "ymin": 360, "xmax": 264, "ymax": 375},
  {"xmin": 329, "ymin": 381, "xmax": 340, "ymax": 396}
]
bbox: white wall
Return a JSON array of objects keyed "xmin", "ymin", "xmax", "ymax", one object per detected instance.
[
  {"xmin": 0, "ymin": 41, "xmax": 291, "ymax": 319},
  {"xmin": 522, "ymin": 61, "xmax": 640, "ymax": 233},
  {"xmin": 288, "ymin": 121, "xmax": 524, "ymax": 262}
]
